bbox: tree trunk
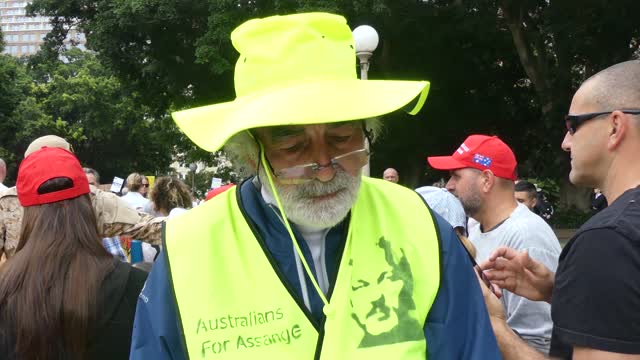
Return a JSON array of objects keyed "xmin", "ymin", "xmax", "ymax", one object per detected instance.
[
  {"xmin": 559, "ymin": 180, "xmax": 591, "ymax": 211},
  {"xmin": 500, "ymin": 0, "xmax": 554, "ymax": 115}
]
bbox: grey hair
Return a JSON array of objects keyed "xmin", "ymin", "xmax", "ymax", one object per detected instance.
[
  {"xmin": 582, "ymin": 60, "xmax": 640, "ymax": 110},
  {"xmin": 82, "ymin": 167, "xmax": 100, "ymax": 185},
  {"xmin": 223, "ymin": 118, "xmax": 383, "ymax": 177}
]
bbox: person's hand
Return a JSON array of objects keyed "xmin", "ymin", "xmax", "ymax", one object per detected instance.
[
  {"xmin": 474, "ymin": 269, "xmax": 506, "ymax": 321},
  {"xmin": 479, "ymin": 247, "xmax": 555, "ymax": 303},
  {"xmin": 475, "ymin": 265, "xmax": 503, "ymax": 299}
]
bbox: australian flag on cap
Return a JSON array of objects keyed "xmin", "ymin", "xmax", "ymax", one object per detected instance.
[{"xmin": 473, "ymin": 153, "xmax": 492, "ymax": 167}]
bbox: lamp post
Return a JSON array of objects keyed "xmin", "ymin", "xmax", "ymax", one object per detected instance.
[
  {"xmin": 188, "ymin": 163, "xmax": 198, "ymax": 194},
  {"xmin": 352, "ymin": 25, "xmax": 379, "ymax": 176},
  {"xmin": 353, "ymin": 25, "xmax": 379, "ymax": 80}
]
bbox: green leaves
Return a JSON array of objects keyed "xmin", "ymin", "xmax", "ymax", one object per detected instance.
[
  {"xmin": 6, "ymin": 0, "xmax": 640, "ymax": 195},
  {"xmin": 0, "ymin": 54, "xmax": 31, "ymax": 178}
]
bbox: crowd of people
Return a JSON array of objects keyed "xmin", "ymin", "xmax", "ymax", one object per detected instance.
[{"xmin": 0, "ymin": 11, "xmax": 638, "ymax": 360}]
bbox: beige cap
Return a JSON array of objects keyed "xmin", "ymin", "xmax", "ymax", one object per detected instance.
[{"xmin": 25, "ymin": 135, "xmax": 72, "ymax": 157}]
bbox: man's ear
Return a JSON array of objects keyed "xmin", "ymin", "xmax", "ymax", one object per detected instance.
[
  {"xmin": 480, "ymin": 170, "xmax": 495, "ymax": 193},
  {"xmin": 607, "ymin": 111, "xmax": 628, "ymax": 150}
]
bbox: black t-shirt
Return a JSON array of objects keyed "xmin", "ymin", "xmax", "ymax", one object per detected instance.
[
  {"xmin": 89, "ymin": 260, "xmax": 148, "ymax": 359},
  {"xmin": 550, "ymin": 186, "xmax": 640, "ymax": 358}
]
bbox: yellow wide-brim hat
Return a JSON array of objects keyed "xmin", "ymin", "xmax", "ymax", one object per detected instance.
[{"xmin": 173, "ymin": 12, "xmax": 430, "ymax": 152}]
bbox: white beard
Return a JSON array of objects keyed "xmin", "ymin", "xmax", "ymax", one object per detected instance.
[{"xmin": 259, "ymin": 167, "xmax": 362, "ymax": 230}]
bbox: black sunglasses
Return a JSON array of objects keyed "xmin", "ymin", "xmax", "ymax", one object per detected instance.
[{"xmin": 565, "ymin": 109, "xmax": 640, "ymax": 135}]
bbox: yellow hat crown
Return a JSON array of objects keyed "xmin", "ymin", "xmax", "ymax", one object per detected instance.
[{"xmin": 232, "ymin": 13, "xmax": 357, "ymax": 97}]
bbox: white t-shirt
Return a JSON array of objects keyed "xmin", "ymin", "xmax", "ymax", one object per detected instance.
[
  {"xmin": 470, "ymin": 203, "xmax": 561, "ymax": 354},
  {"xmin": 120, "ymin": 191, "xmax": 150, "ymax": 212},
  {"xmin": 0, "ymin": 183, "xmax": 7, "ymax": 192}
]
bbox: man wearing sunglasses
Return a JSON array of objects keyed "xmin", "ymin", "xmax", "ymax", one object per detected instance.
[
  {"xmin": 480, "ymin": 60, "xmax": 640, "ymax": 360},
  {"xmin": 130, "ymin": 13, "xmax": 501, "ymax": 360}
]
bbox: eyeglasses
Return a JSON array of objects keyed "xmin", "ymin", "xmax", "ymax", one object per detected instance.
[
  {"xmin": 273, "ymin": 148, "xmax": 369, "ymax": 183},
  {"xmin": 565, "ymin": 109, "xmax": 640, "ymax": 135},
  {"xmin": 141, "ymin": 184, "xmax": 149, "ymax": 188}
]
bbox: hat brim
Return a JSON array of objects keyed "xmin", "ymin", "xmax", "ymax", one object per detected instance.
[
  {"xmin": 172, "ymin": 79, "xmax": 429, "ymax": 152},
  {"xmin": 427, "ymin": 156, "xmax": 468, "ymax": 171}
]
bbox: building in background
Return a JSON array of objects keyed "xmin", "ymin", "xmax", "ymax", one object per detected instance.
[{"xmin": 1, "ymin": 0, "xmax": 85, "ymax": 57}]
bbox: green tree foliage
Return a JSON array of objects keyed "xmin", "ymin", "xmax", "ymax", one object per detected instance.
[
  {"xmin": 184, "ymin": 168, "xmax": 240, "ymax": 199},
  {"xmin": 0, "ymin": 53, "xmax": 31, "ymax": 179},
  {"xmin": 1, "ymin": 48, "xmax": 179, "ymax": 183},
  {"xmin": 25, "ymin": 0, "xmax": 640, "ymax": 194}
]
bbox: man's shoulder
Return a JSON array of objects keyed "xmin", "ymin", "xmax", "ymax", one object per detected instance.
[
  {"xmin": 0, "ymin": 187, "xmax": 20, "ymax": 211},
  {"xmin": 165, "ymin": 193, "xmax": 233, "ymax": 237},
  {"xmin": 363, "ymin": 177, "xmax": 421, "ymax": 197},
  {"xmin": 477, "ymin": 205, "xmax": 560, "ymax": 252},
  {"xmin": 507, "ymin": 205, "xmax": 558, "ymax": 238},
  {"xmin": 91, "ymin": 186, "xmax": 119, "ymax": 201},
  {"xmin": 90, "ymin": 186, "xmax": 152, "ymax": 226},
  {"xmin": 564, "ymin": 222, "xmax": 638, "ymax": 262},
  {"xmin": 577, "ymin": 187, "xmax": 640, "ymax": 240},
  {"xmin": 360, "ymin": 177, "xmax": 431, "ymax": 210},
  {"xmin": 0, "ymin": 186, "xmax": 17, "ymax": 200}
]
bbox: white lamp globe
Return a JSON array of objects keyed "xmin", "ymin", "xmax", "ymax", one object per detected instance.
[{"xmin": 352, "ymin": 25, "xmax": 379, "ymax": 53}]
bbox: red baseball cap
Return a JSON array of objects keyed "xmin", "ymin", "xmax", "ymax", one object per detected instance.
[
  {"xmin": 427, "ymin": 135, "xmax": 518, "ymax": 181},
  {"xmin": 17, "ymin": 147, "xmax": 90, "ymax": 207}
]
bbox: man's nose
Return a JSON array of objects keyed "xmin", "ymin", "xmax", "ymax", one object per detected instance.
[
  {"xmin": 312, "ymin": 148, "xmax": 336, "ymax": 182},
  {"xmin": 445, "ymin": 179, "xmax": 455, "ymax": 192},
  {"xmin": 561, "ymin": 132, "xmax": 572, "ymax": 153}
]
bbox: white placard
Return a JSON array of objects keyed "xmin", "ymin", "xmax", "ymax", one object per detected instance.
[
  {"xmin": 210, "ymin": 177, "xmax": 222, "ymax": 189},
  {"xmin": 110, "ymin": 176, "xmax": 124, "ymax": 193}
]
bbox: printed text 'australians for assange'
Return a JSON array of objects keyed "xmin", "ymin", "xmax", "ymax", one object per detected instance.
[
  {"xmin": 196, "ymin": 308, "xmax": 284, "ymax": 334},
  {"xmin": 200, "ymin": 324, "xmax": 303, "ymax": 356}
]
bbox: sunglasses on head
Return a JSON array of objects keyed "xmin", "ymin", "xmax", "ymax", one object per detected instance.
[{"xmin": 564, "ymin": 109, "xmax": 640, "ymax": 135}]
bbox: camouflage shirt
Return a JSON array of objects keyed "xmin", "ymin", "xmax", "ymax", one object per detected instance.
[{"xmin": 0, "ymin": 186, "xmax": 164, "ymax": 258}]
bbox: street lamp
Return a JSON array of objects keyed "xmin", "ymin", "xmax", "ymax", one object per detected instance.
[
  {"xmin": 352, "ymin": 25, "xmax": 379, "ymax": 80},
  {"xmin": 188, "ymin": 163, "xmax": 198, "ymax": 194},
  {"xmin": 352, "ymin": 25, "xmax": 379, "ymax": 177}
]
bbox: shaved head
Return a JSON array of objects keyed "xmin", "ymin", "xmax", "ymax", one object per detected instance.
[
  {"xmin": 581, "ymin": 60, "xmax": 640, "ymax": 110},
  {"xmin": 383, "ymin": 168, "xmax": 399, "ymax": 183}
]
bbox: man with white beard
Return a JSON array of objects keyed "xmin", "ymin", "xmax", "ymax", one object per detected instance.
[{"xmin": 130, "ymin": 13, "xmax": 500, "ymax": 360}]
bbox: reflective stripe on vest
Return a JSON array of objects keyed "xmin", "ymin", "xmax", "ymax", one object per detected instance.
[{"xmin": 164, "ymin": 177, "xmax": 441, "ymax": 359}]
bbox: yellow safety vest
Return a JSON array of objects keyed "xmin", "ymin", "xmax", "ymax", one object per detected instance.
[{"xmin": 164, "ymin": 177, "xmax": 441, "ymax": 359}]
